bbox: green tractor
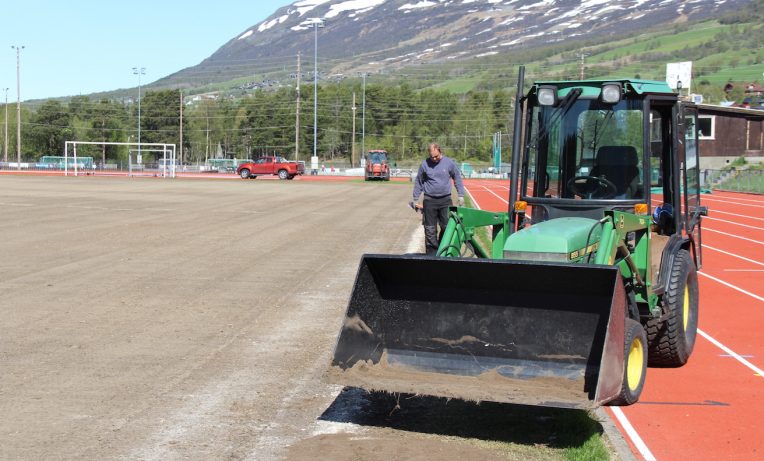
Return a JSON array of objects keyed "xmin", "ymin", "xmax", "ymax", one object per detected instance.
[{"xmin": 329, "ymin": 68, "xmax": 707, "ymax": 408}]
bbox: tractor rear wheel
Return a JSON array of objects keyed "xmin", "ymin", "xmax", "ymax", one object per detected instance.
[
  {"xmin": 646, "ymin": 249, "xmax": 699, "ymax": 367},
  {"xmin": 609, "ymin": 318, "xmax": 647, "ymax": 406}
]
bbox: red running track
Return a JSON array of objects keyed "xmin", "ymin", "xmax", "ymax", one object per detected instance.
[{"xmin": 463, "ymin": 179, "xmax": 764, "ymax": 461}]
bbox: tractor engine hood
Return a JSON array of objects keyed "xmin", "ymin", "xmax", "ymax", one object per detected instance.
[{"xmin": 504, "ymin": 217, "xmax": 602, "ymax": 263}]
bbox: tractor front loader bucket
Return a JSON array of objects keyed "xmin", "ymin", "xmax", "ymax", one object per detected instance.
[{"xmin": 329, "ymin": 255, "xmax": 627, "ymax": 409}]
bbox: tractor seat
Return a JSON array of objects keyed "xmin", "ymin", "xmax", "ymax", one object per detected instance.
[{"xmin": 590, "ymin": 145, "xmax": 641, "ymax": 198}]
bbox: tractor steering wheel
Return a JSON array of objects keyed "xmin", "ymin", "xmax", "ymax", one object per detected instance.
[{"xmin": 567, "ymin": 176, "xmax": 618, "ymax": 199}]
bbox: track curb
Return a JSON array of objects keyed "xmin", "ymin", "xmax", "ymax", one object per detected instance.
[{"xmin": 595, "ymin": 408, "xmax": 638, "ymax": 461}]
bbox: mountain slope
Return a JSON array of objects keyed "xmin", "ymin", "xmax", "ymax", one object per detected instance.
[{"xmin": 157, "ymin": 0, "xmax": 749, "ymax": 88}]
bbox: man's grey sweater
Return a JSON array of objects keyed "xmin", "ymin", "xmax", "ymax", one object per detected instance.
[{"xmin": 412, "ymin": 156, "xmax": 465, "ymax": 201}]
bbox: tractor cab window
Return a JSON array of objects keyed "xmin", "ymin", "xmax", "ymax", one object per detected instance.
[{"xmin": 527, "ymin": 98, "xmax": 645, "ymax": 201}]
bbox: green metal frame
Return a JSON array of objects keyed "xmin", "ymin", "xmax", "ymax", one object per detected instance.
[{"xmin": 437, "ymin": 208, "xmax": 510, "ymax": 259}]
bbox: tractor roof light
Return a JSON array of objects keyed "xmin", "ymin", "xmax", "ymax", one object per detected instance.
[
  {"xmin": 537, "ymin": 86, "xmax": 558, "ymax": 106},
  {"xmin": 601, "ymin": 82, "xmax": 622, "ymax": 104},
  {"xmin": 634, "ymin": 203, "xmax": 649, "ymax": 215},
  {"xmin": 514, "ymin": 200, "xmax": 528, "ymax": 213}
]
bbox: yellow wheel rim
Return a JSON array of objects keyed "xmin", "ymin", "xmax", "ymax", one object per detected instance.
[
  {"xmin": 627, "ymin": 337, "xmax": 645, "ymax": 392},
  {"xmin": 683, "ymin": 286, "xmax": 690, "ymax": 331}
]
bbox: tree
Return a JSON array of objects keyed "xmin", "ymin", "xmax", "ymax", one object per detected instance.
[{"xmin": 28, "ymin": 100, "xmax": 72, "ymax": 157}]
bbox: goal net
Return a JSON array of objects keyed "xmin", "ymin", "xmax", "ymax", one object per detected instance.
[{"xmin": 64, "ymin": 141, "xmax": 177, "ymax": 178}]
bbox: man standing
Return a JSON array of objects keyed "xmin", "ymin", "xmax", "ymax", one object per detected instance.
[{"xmin": 410, "ymin": 143, "xmax": 465, "ymax": 255}]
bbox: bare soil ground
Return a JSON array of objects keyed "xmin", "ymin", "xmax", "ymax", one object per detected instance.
[{"xmin": 0, "ymin": 176, "xmax": 610, "ymax": 460}]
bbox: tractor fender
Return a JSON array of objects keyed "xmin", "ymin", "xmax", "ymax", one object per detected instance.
[{"xmin": 652, "ymin": 234, "xmax": 691, "ymax": 297}]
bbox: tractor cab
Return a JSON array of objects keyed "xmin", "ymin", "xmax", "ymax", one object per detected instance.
[{"xmin": 517, "ymin": 79, "xmax": 703, "ymax": 241}]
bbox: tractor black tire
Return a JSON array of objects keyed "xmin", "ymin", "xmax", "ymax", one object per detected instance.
[
  {"xmin": 608, "ymin": 318, "xmax": 647, "ymax": 406},
  {"xmin": 646, "ymin": 249, "xmax": 699, "ymax": 367},
  {"xmin": 278, "ymin": 169, "xmax": 289, "ymax": 180},
  {"xmin": 239, "ymin": 169, "xmax": 250, "ymax": 179}
]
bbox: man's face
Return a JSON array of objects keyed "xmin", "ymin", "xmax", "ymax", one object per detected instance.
[{"xmin": 429, "ymin": 146, "xmax": 442, "ymax": 162}]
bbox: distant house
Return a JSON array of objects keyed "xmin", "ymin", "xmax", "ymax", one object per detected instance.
[
  {"xmin": 744, "ymin": 82, "xmax": 764, "ymax": 97},
  {"xmin": 697, "ymin": 103, "xmax": 764, "ymax": 169}
]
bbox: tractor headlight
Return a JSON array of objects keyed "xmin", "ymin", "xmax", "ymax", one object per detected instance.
[
  {"xmin": 537, "ymin": 86, "xmax": 558, "ymax": 106},
  {"xmin": 601, "ymin": 83, "xmax": 622, "ymax": 104}
]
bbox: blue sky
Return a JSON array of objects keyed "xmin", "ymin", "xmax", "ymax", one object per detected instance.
[{"xmin": 0, "ymin": 1, "xmax": 291, "ymax": 101}]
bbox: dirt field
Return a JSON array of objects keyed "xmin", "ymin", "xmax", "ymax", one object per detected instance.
[{"xmin": 3, "ymin": 176, "xmax": 586, "ymax": 460}]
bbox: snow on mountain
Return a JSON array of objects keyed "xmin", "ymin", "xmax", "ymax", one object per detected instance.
[{"xmin": 161, "ymin": 0, "xmax": 746, "ymax": 87}]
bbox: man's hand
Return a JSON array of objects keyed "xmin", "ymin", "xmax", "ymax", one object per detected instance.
[
  {"xmin": 409, "ymin": 201, "xmax": 422, "ymax": 212},
  {"xmin": 458, "ymin": 197, "xmax": 465, "ymax": 207}
]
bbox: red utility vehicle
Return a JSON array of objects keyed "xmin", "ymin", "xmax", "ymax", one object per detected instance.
[
  {"xmin": 237, "ymin": 156, "xmax": 305, "ymax": 180},
  {"xmin": 365, "ymin": 150, "xmax": 390, "ymax": 181}
]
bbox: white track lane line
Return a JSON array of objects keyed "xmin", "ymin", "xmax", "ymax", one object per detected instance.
[
  {"xmin": 698, "ymin": 330, "xmax": 764, "ymax": 378},
  {"xmin": 701, "ymin": 196, "xmax": 764, "ymax": 209},
  {"xmin": 705, "ymin": 216, "xmax": 764, "ymax": 231},
  {"xmin": 710, "ymin": 209, "xmax": 764, "ymax": 222},
  {"xmin": 704, "ymin": 227, "xmax": 764, "ymax": 245},
  {"xmin": 465, "ymin": 188, "xmax": 482, "ymax": 210},
  {"xmin": 707, "ymin": 193, "xmax": 764, "ymax": 204},
  {"xmin": 482, "ymin": 185, "xmax": 509, "ymax": 204},
  {"xmin": 610, "ymin": 407, "xmax": 657, "ymax": 461},
  {"xmin": 698, "ymin": 271, "xmax": 764, "ymax": 302},
  {"xmin": 703, "ymin": 244, "xmax": 764, "ymax": 268}
]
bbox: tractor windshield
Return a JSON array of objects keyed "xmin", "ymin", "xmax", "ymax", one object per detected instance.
[
  {"xmin": 523, "ymin": 98, "xmax": 645, "ymax": 201},
  {"xmin": 368, "ymin": 152, "xmax": 387, "ymax": 164}
]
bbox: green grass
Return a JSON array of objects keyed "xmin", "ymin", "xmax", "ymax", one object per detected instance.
[
  {"xmin": 717, "ymin": 171, "xmax": 764, "ymax": 193},
  {"xmin": 431, "ymin": 75, "xmax": 483, "ymax": 93},
  {"xmin": 334, "ymin": 389, "xmax": 614, "ymax": 461},
  {"xmin": 462, "ymin": 193, "xmax": 495, "ymax": 256},
  {"xmin": 595, "ymin": 22, "xmax": 727, "ymax": 61},
  {"xmin": 699, "ymin": 62, "xmax": 764, "ymax": 86}
]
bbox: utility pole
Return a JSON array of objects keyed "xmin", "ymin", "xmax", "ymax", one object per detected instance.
[
  {"xmin": 12, "ymin": 45, "xmax": 24, "ymax": 170},
  {"xmin": 361, "ymin": 72, "xmax": 367, "ymax": 156},
  {"xmin": 3, "ymin": 87, "xmax": 8, "ymax": 164},
  {"xmin": 205, "ymin": 102, "xmax": 210, "ymax": 162},
  {"xmin": 351, "ymin": 92, "xmax": 357, "ymax": 167},
  {"xmin": 463, "ymin": 124, "xmax": 468, "ymax": 158},
  {"xmin": 179, "ymin": 90, "xmax": 184, "ymax": 166},
  {"xmin": 295, "ymin": 52, "xmax": 301, "ymax": 160}
]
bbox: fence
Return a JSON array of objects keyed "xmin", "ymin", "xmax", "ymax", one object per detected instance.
[{"xmin": 703, "ymin": 169, "xmax": 764, "ymax": 194}]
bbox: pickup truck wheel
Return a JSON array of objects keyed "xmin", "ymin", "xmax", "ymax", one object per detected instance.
[
  {"xmin": 278, "ymin": 169, "xmax": 289, "ymax": 180},
  {"xmin": 239, "ymin": 169, "xmax": 250, "ymax": 179}
]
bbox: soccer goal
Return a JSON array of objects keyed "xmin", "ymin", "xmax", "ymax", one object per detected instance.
[{"xmin": 64, "ymin": 141, "xmax": 177, "ymax": 178}]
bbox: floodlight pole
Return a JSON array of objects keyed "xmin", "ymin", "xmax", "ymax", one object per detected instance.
[
  {"xmin": 133, "ymin": 67, "xmax": 146, "ymax": 162},
  {"xmin": 361, "ymin": 72, "xmax": 367, "ymax": 157},
  {"xmin": 3, "ymin": 87, "xmax": 8, "ymax": 164},
  {"xmin": 310, "ymin": 18, "xmax": 324, "ymax": 173},
  {"xmin": 12, "ymin": 45, "xmax": 24, "ymax": 170}
]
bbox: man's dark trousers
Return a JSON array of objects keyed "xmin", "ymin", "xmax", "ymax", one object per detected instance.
[{"xmin": 423, "ymin": 195, "xmax": 451, "ymax": 255}]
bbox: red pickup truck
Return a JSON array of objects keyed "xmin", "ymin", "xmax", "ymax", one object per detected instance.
[{"xmin": 237, "ymin": 156, "xmax": 305, "ymax": 180}]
